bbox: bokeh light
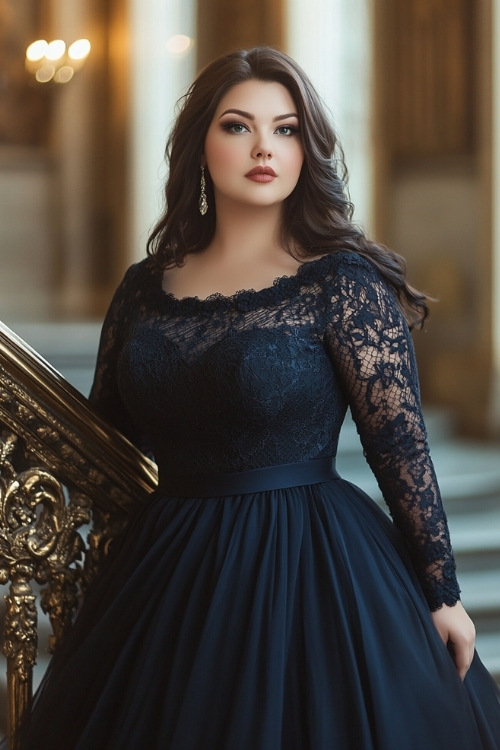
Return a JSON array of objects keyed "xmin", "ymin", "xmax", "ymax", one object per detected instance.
[
  {"xmin": 68, "ymin": 39, "xmax": 91, "ymax": 61},
  {"xmin": 54, "ymin": 66, "xmax": 75, "ymax": 84},
  {"xmin": 26, "ymin": 40, "xmax": 48, "ymax": 62},
  {"xmin": 166, "ymin": 35, "xmax": 193, "ymax": 56},
  {"xmin": 35, "ymin": 64, "xmax": 56, "ymax": 84},
  {"xmin": 45, "ymin": 40, "xmax": 66, "ymax": 61}
]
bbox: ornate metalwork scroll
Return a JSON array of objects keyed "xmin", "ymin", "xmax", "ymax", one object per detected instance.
[{"xmin": 0, "ymin": 321, "xmax": 158, "ymax": 749}]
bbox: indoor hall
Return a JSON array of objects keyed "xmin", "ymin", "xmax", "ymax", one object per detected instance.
[{"xmin": 0, "ymin": 1, "xmax": 499, "ymax": 747}]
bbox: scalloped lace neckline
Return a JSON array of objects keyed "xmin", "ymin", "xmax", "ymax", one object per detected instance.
[{"xmin": 159, "ymin": 253, "xmax": 333, "ymax": 308}]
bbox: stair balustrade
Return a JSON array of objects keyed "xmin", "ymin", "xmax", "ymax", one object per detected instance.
[{"xmin": 0, "ymin": 321, "xmax": 157, "ymax": 749}]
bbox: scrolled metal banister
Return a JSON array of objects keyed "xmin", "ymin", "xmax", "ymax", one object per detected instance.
[{"xmin": 0, "ymin": 321, "xmax": 158, "ymax": 749}]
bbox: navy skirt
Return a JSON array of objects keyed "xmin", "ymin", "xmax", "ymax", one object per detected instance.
[{"xmin": 19, "ymin": 463, "xmax": 500, "ymax": 749}]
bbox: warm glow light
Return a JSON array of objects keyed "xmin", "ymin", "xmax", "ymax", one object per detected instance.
[
  {"xmin": 35, "ymin": 64, "xmax": 55, "ymax": 83},
  {"xmin": 54, "ymin": 66, "xmax": 75, "ymax": 84},
  {"xmin": 25, "ymin": 36, "xmax": 90, "ymax": 85},
  {"xmin": 45, "ymin": 39, "xmax": 66, "ymax": 61},
  {"xmin": 166, "ymin": 35, "xmax": 193, "ymax": 55},
  {"xmin": 68, "ymin": 38, "xmax": 91, "ymax": 61},
  {"xmin": 26, "ymin": 39, "xmax": 48, "ymax": 62}
]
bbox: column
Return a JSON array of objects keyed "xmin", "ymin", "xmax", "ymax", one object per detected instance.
[
  {"xmin": 49, "ymin": 0, "xmax": 99, "ymax": 316},
  {"xmin": 492, "ymin": 0, "xmax": 500, "ymax": 433},
  {"xmin": 197, "ymin": 0, "xmax": 284, "ymax": 69},
  {"xmin": 286, "ymin": 0, "xmax": 374, "ymax": 233},
  {"xmin": 128, "ymin": 0, "xmax": 196, "ymax": 261}
]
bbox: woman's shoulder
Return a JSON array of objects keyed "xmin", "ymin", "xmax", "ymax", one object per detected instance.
[
  {"xmin": 104, "ymin": 256, "xmax": 162, "ymax": 315},
  {"xmin": 114, "ymin": 255, "xmax": 160, "ymax": 294},
  {"xmin": 301, "ymin": 250, "xmax": 381, "ymax": 286},
  {"xmin": 305, "ymin": 250, "xmax": 399, "ymax": 316},
  {"xmin": 120, "ymin": 255, "xmax": 157, "ymax": 281}
]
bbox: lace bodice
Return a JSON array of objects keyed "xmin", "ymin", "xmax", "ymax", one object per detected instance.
[{"xmin": 89, "ymin": 251, "xmax": 460, "ymax": 611}]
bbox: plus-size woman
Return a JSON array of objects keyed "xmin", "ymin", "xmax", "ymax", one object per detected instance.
[{"xmin": 20, "ymin": 46, "xmax": 500, "ymax": 750}]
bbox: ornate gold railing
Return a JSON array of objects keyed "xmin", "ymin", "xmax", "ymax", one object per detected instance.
[{"xmin": 0, "ymin": 321, "xmax": 158, "ymax": 749}]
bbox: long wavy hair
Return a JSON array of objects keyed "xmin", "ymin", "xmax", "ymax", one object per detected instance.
[{"xmin": 147, "ymin": 46, "xmax": 428, "ymax": 327}]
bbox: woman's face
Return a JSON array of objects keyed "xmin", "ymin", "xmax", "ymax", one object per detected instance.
[{"xmin": 203, "ymin": 79, "xmax": 304, "ymax": 211}]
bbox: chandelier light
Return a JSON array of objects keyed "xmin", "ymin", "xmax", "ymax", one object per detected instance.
[{"xmin": 25, "ymin": 38, "xmax": 91, "ymax": 85}]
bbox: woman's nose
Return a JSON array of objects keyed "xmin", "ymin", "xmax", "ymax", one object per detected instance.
[{"xmin": 251, "ymin": 136, "xmax": 272, "ymax": 159}]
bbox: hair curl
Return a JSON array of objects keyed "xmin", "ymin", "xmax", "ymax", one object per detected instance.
[{"xmin": 147, "ymin": 46, "xmax": 428, "ymax": 327}]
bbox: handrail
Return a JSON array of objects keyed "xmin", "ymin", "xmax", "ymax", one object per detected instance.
[
  {"xmin": 0, "ymin": 321, "xmax": 158, "ymax": 748},
  {"xmin": 0, "ymin": 321, "xmax": 157, "ymax": 512}
]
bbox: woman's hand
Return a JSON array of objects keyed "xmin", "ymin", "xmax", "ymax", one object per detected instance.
[{"xmin": 431, "ymin": 601, "xmax": 476, "ymax": 680}]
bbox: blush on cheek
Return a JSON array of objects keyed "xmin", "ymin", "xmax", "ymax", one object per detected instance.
[{"xmin": 205, "ymin": 140, "xmax": 242, "ymax": 179}]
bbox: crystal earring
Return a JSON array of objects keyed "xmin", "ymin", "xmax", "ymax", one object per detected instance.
[{"xmin": 199, "ymin": 166, "xmax": 208, "ymax": 216}]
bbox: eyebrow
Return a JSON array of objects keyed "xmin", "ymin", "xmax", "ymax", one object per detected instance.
[{"xmin": 218, "ymin": 108, "xmax": 299, "ymax": 122}]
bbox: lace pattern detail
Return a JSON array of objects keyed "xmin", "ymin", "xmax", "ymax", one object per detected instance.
[
  {"xmin": 89, "ymin": 251, "xmax": 460, "ymax": 610},
  {"xmin": 323, "ymin": 254, "xmax": 459, "ymax": 609}
]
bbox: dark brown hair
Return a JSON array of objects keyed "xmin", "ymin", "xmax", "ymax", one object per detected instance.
[{"xmin": 147, "ymin": 46, "xmax": 428, "ymax": 327}]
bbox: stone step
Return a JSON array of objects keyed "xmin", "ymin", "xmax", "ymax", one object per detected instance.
[
  {"xmin": 448, "ymin": 510, "xmax": 500, "ymax": 554},
  {"xmin": 337, "ymin": 408, "xmax": 457, "ymax": 455},
  {"xmin": 458, "ymin": 569, "xmax": 500, "ymax": 614},
  {"xmin": 475, "ymin": 632, "xmax": 500, "ymax": 683},
  {"xmin": 337, "ymin": 439, "xmax": 500, "ymax": 512}
]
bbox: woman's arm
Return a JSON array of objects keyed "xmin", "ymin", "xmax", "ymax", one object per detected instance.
[
  {"xmin": 89, "ymin": 262, "xmax": 152, "ymax": 455},
  {"xmin": 324, "ymin": 253, "xmax": 475, "ymax": 677}
]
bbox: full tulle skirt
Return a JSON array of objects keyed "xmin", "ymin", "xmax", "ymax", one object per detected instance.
[{"xmin": 20, "ymin": 479, "xmax": 500, "ymax": 749}]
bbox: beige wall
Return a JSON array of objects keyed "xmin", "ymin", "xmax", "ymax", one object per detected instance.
[
  {"xmin": 0, "ymin": 0, "xmax": 133, "ymax": 323},
  {"xmin": 374, "ymin": 0, "xmax": 497, "ymax": 436},
  {"xmin": 492, "ymin": 0, "xmax": 500, "ymax": 433},
  {"xmin": 0, "ymin": 149, "xmax": 59, "ymax": 321}
]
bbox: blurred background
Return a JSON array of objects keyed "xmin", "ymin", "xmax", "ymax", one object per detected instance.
[
  {"xmin": 1, "ymin": 0, "xmax": 500, "ymax": 729},
  {"xmin": 0, "ymin": 0, "xmax": 499, "ymax": 439}
]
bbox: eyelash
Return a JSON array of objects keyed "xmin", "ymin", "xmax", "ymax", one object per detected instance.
[{"xmin": 221, "ymin": 122, "xmax": 299, "ymax": 136}]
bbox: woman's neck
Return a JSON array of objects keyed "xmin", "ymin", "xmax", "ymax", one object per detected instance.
[
  {"xmin": 162, "ymin": 200, "xmax": 303, "ymax": 300},
  {"xmin": 206, "ymin": 200, "xmax": 285, "ymax": 264}
]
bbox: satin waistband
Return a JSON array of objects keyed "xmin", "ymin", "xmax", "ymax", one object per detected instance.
[{"xmin": 157, "ymin": 457, "xmax": 339, "ymax": 498}]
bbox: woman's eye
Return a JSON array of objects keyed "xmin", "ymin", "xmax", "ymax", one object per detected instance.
[
  {"xmin": 275, "ymin": 125, "xmax": 299, "ymax": 136},
  {"xmin": 221, "ymin": 122, "xmax": 248, "ymax": 134}
]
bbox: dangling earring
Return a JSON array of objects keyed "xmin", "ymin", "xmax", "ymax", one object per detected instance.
[{"xmin": 199, "ymin": 166, "xmax": 208, "ymax": 216}]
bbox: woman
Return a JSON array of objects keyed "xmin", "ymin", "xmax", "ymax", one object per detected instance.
[{"xmin": 21, "ymin": 46, "xmax": 500, "ymax": 749}]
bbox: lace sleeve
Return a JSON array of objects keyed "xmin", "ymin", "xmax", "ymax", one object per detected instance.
[
  {"xmin": 324, "ymin": 254, "xmax": 460, "ymax": 610},
  {"xmin": 89, "ymin": 263, "xmax": 151, "ymax": 453}
]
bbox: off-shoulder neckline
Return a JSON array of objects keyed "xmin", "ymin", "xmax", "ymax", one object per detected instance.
[{"xmin": 155, "ymin": 252, "xmax": 344, "ymax": 312}]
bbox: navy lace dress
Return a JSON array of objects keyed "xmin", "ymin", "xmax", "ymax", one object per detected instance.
[{"xmin": 21, "ymin": 252, "xmax": 500, "ymax": 749}]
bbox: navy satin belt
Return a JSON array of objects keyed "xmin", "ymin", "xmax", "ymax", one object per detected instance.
[{"xmin": 157, "ymin": 457, "xmax": 339, "ymax": 498}]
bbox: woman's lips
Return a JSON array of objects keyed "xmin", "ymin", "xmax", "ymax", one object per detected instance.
[{"xmin": 245, "ymin": 166, "xmax": 277, "ymax": 182}]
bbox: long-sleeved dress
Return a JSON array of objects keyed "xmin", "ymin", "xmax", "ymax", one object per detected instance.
[{"xmin": 21, "ymin": 251, "xmax": 500, "ymax": 749}]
